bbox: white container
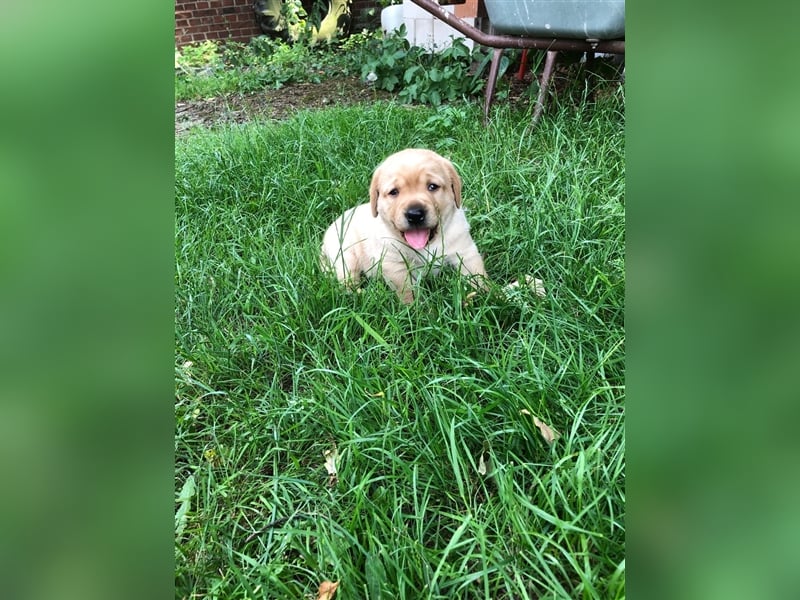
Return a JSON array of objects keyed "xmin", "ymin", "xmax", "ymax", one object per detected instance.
[
  {"xmin": 400, "ymin": 0, "xmax": 468, "ymax": 52},
  {"xmin": 380, "ymin": 4, "xmax": 405, "ymax": 34}
]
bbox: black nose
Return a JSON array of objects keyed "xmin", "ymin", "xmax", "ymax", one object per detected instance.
[{"xmin": 405, "ymin": 207, "xmax": 426, "ymax": 224}]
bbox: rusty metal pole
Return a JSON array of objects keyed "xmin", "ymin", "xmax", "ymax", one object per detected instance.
[
  {"xmin": 484, "ymin": 47, "xmax": 505, "ymax": 124},
  {"xmin": 532, "ymin": 50, "xmax": 558, "ymax": 126}
]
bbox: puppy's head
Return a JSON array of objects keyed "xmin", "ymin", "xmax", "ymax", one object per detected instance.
[{"xmin": 369, "ymin": 149, "xmax": 462, "ymax": 250}]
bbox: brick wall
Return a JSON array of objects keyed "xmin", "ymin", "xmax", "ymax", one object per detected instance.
[
  {"xmin": 175, "ymin": 0, "xmax": 263, "ymax": 47},
  {"xmin": 175, "ymin": 0, "xmax": 391, "ymax": 48}
]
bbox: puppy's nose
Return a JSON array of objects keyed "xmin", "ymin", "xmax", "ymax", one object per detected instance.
[{"xmin": 405, "ymin": 207, "xmax": 426, "ymax": 225}]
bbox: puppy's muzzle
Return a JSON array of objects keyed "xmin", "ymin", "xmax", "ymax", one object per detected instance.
[{"xmin": 401, "ymin": 204, "xmax": 437, "ymax": 250}]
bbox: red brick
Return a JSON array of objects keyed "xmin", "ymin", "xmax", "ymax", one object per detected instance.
[{"xmin": 175, "ymin": 0, "xmax": 268, "ymax": 46}]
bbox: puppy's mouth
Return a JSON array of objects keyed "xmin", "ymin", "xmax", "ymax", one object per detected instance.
[{"xmin": 403, "ymin": 227, "xmax": 436, "ymax": 250}]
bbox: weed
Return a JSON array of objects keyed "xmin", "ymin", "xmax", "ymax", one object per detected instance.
[
  {"xmin": 360, "ymin": 28, "xmax": 499, "ymax": 106},
  {"xmin": 176, "ymin": 29, "xmax": 506, "ymax": 105}
]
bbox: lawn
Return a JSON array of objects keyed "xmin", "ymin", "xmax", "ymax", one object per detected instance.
[{"xmin": 175, "ymin": 92, "xmax": 625, "ymax": 598}]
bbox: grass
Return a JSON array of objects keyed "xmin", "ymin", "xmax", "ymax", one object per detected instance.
[{"xmin": 175, "ymin": 94, "xmax": 625, "ymax": 599}]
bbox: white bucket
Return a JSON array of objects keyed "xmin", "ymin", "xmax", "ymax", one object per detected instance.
[{"xmin": 380, "ymin": 5, "xmax": 405, "ymax": 34}]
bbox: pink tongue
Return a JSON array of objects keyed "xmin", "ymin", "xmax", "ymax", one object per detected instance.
[{"xmin": 404, "ymin": 229, "xmax": 430, "ymax": 249}]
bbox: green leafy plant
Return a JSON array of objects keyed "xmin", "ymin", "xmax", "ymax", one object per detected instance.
[
  {"xmin": 360, "ymin": 29, "xmax": 500, "ymax": 106},
  {"xmin": 175, "ymin": 34, "xmax": 373, "ymax": 100},
  {"xmin": 174, "ymin": 28, "xmax": 506, "ymax": 104},
  {"xmin": 175, "ymin": 40, "xmax": 222, "ymax": 74},
  {"xmin": 256, "ymin": 0, "xmax": 352, "ymax": 45}
]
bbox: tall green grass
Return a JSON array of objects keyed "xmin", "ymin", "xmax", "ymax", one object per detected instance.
[{"xmin": 176, "ymin": 97, "xmax": 624, "ymax": 599}]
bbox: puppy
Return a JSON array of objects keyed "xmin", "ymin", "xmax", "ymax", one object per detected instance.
[{"xmin": 321, "ymin": 148, "xmax": 487, "ymax": 303}]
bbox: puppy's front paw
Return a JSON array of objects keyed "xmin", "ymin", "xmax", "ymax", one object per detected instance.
[{"xmin": 396, "ymin": 289, "xmax": 414, "ymax": 304}]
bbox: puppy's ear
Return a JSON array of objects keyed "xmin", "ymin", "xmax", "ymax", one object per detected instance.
[
  {"xmin": 444, "ymin": 158, "xmax": 462, "ymax": 208},
  {"xmin": 369, "ymin": 167, "xmax": 381, "ymax": 218}
]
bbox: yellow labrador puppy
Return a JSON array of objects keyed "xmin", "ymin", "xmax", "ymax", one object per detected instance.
[{"xmin": 321, "ymin": 148, "xmax": 487, "ymax": 303}]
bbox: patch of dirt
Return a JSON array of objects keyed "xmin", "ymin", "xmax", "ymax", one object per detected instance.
[
  {"xmin": 175, "ymin": 76, "xmax": 394, "ymax": 135},
  {"xmin": 175, "ymin": 59, "xmax": 623, "ymax": 135}
]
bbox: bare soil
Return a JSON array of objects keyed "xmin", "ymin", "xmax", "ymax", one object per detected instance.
[
  {"xmin": 175, "ymin": 60, "xmax": 622, "ymax": 135},
  {"xmin": 175, "ymin": 77, "xmax": 394, "ymax": 135}
]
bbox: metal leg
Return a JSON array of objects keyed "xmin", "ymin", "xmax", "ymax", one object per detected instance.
[
  {"xmin": 585, "ymin": 51, "xmax": 597, "ymax": 104},
  {"xmin": 532, "ymin": 50, "xmax": 558, "ymax": 126},
  {"xmin": 516, "ymin": 49, "xmax": 529, "ymax": 81},
  {"xmin": 484, "ymin": 47, "xmax": 505, "ymax": 124}
]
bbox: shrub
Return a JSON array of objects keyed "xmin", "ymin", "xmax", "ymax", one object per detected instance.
[
  {"xmin": 174, "ymin": 29, "xmax": 508, "ymax": 105},
  {"xmin": 360, "ymin": 27, "xmax": 504, "ymax": 106}
]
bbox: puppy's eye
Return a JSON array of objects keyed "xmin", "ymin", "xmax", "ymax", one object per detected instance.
[
  {"xmin": 388, "ymin": 188, "xmax": 399, "ymax": 197},
  {"xmin": 427, "ymin": 183, "xmax": 440, "ymax": 192}
]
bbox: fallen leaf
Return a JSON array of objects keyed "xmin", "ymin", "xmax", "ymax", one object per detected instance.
[
  {"xmin": 323, "ymin": 447, "xmax": 338, "ymax": 486},
  {"xmin": 520, "ymin": 410, "xmax": 560, "ymax": 444},
  {"xmin": 317, "ymin": 580, "xmax": 339, "ymax": 600},
  {"xmin": 478, "ymin": 452, "xmax": 491, "ymax": 476},
  {"xmin": 463, "ymin": 290, "xmax": 479, "ymax": 307},
  {"xmin": 525, "ymin": 276, "xmax": 547, "ymax": 298},
  {"xmin": 532, "ymin": 416, "xmax": 561, "ymax": 445}
]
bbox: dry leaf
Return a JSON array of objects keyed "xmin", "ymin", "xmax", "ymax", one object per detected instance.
[
  {"xmin": 317, "ymin": 580, "xmax": 339, "ymax": 600},
  {"xmin": 463, "ymin": 290, "xmax": 479, "ymax": 307},
  {"xmin": 525, "ymin": 276, "xmax": 547, "ymax": 298},
  {"xmin": 520, "ymin": 410, "xmax": 561, "ymax": 445},
  {"xmin": 323, "ymin": 447, "xmax": 338, "ymax": 486},
  {"xmin": 478, "ymin": 452, "xmax": 492, "ymax": 476},
  {"xmin": 532, "ymin": 416, "xmax": 561, "ymax": 445}
]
